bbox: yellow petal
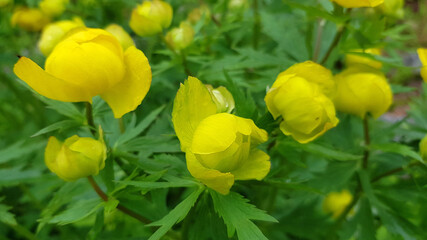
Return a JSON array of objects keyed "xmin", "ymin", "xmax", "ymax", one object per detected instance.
[
  {"xmin": 421, "ymin": 66, "xmax": 427, "ymax": 83},
  {"xmin": 191, "ymin": 113, "xmax": 237, "ymax": 154},
  {"xmin": 45, "ymin": 136, "xmax": 62, "ymax": 175},
  {"xmin": 172, "ymin": 77, "xmax": 217, "ymax": 152},
  {"xmin": 13, "ymin": 57, "xmax": 93, "ymax": 102},
  {"xmin": 101, "ymin": 46, "xmax": 152, "ymax": 118},
  {"xmin": 235, "ymin": 116, "xmax": 268, "ymax": 145},
  {"xmin": 418, "ymin": 48, "xmax": 427, "ymax": 66},
  {"xmin": 105, "ymin": 24, "xmax": 135, "ymax": 50},
  {"xmin": 186, "ymin": 151, "xmax": 234, "ymax": 195},
  {"xmin": 331, "ymin": 0, "xmax": 384, "ymax": 8},
  {"xmin": 232, "ymin": 149, "xmax": 270, "ymax": 180}
]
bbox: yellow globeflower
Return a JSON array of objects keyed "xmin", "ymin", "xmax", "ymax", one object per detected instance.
[
  {"xmin": 39, "ymin": 0, "xmax": 68, "ymax": 17},
  {"xmin": 105, "ymin": 24, "xmax": 135, "ymax": 50},
  {"xmin": 38, "ymin": 17, "xmax": 85, "ymax": 56},
  {"xmin": 331, "ymin": 0, "xmax": 384, "ymax": 8},
  {"xmin": 417, "ymin": 48, "xmax": 427, "ymax": 82},
  {"xmin": 334, "ymin": 66, "xmax": 393, "ymax": 119},
  {"xmin": 165, "ymin": 21, "xmax": 195, "ymax": 51},
  {"xmin": 14, "ymin": 28, "xmax": 152, "ymax": 118},
  {"xmin": 172, "ymin": 77, "xmax": 270, "ymax": 195},
  {"xmin": 345, "ymin": 48, "xmax": 383, "ymax": 70},
  {"xmin": 129, "ymin": 0, "xmax": 173, "ymax": 37},
  {"xmin": 322, "ymin": 190, "xmax": 353, "ymax": 219},
  {"xmin": 45, "ymin": 132, "xmax": 106, "ymax": 181},
  {"xmin": 11, "ymin": 7, "xmax": 50, "ymax": 32}
]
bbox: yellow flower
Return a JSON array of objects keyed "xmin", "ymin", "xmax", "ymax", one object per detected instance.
[
  {"xmin": 206, "ymin": 85, "xmax": 235, "ymax": 113},
  {"xmin": 39, "ymin": 0, "xmax": 68, "ymax": 17},
  {"xmin": 187, "ymin": 5, "xmax": 210, "ymax": 24},
  {"xmin": 0, "ymin": 0, "xmax": 12, "ymax": 8},
  {"xmin": 14, "ymin": 28, "xmax": 152, "ymax": 118},
  {"xmin": 165, "ymin": 21, "xmax": 195, "ymax": 51},
  {"xmin": 322, "ymin": 190, "xmax": 353, "ymax": 219},
  {"xmin": 38, "ymin": 17, "xmax": 85, "ymax": 56},
  {"xmin": 417, "ymin": 48, "xmax": 427, "ymax": 82},
  {"xmin": 265, "ymin": 64, "xmax": 339, "ymax": 144},
  {"xmin": 334, "ymin": 66, "xmax": 393, "ymax": 119},
  {"xmin": 330, "ymin": 0, "xmax": 384, "ymax": 8},
  {"xmin": 172, "ymin": 77, "xmax": 270, "ymax": 195},
  {"xmin": 378, "ymin": 0, "xmax": 404, "ymax": 18},
  {"xmin": 420, "ymin": 135, "xmax": 427, "ymax": 161},
  {"xmin": 105, "ymin": 24, "xmax": 135, "ymax": 50},
  {"xmin": 277, "ymin": 61, "xmax": 336, "ymax": 97},
  {"xmin": 345, "ymin": 48, "xmax": 383, "ymax": 69},
  {"xmin": 11, "ymin": 7, "xmax": 50, "ymax": 32},
  {"xmin": 129, "ymin": 0, "xmax": 173, "ymax": 37},
  {"xmin": 45, "ymin": 131, "xmax": 107, "ymax": 181}
]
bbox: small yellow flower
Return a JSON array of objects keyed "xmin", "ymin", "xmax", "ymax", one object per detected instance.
[
  {"xmin": 45, "ymin": 132, "xmax": 107, "ymax": 181},
  {"xmin": 206, "ymin": 85, "xmax": 235, "ymax": 113},
  {"xmin": 39, "ymin": 0, "xmax": 68, "ymax": 17},
  {"xmin": 417, "ymin": 48, "xmax": 427, "ymax": 82},
  {"xmin": 14, "ymin": 28, "xmax": 151, "ymax": 118},
  {"xmin": 420, "ymin": 134, "xmax": 427, "ymax": 161},
  {"xmin": 265, "ymin": 62, "xmax": 339, "ymax": 144},
  {"xmin": 187, "ymin": 5, "xmax": 210, "ymax": 25},
  {"xmin": 38, "ymin": 17, "xmax": 85, "ymax": 56},
  {"xmin": 11, "ymin": 7, "xmax": 50, "ymax": 32},
  {"xmin": 345, "ymin": 48, "xmax": 383, "ymax": 70},
  {"xmin": 172, "ymin": 77, "xmax": 270, "ymax": 195},
  {"xmin": 165, "ymin": 21, "xmax": 195, "ymax": 51},
  {"xmin": 322, "ymin": 190, "xmax": 353, "ymax": 219},
  {"xmin": 330, "ymin": 0, "xmax": 384, "ymax": 8},
  {"xmin": 129, "ymin": 0, "xmax": 173, "ymax": 37},
  {"xmin": 378, "ymin": 0, "xmax": 404, "ymax": 18},
  {"xmin": 334, "ymin": 66, "xmax": 393, "ymax": 119},
  {"xmin": 105, "ymin": 24, "xmax": 135, "ymax": 50}
]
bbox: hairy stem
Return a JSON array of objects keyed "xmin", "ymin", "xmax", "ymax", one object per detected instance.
[
  {"xmin": 85, "ymin": 102, "xmax": 96, "ymax": 136},
  {"xmin": 313, "ymin": 19, "xmax": 326, "ymax": 62},
  {"xmin": 362, "ymin": 117, "xmax": 370, "ymax": 169}
]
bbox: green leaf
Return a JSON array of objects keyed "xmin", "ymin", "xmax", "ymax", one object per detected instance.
[
  {"xmin": 0, "ymin": 140, "xmax": 44, "ymax": 164},
  {"xmin": 39, "ymin": 97, "xmax": 84, "ymax": 122},
  {"xmin": 48, "ymin": 198, "xmax": 104, "ymax": 225},
  {"xmin": 147, "ymin": 187, "xmax": 204, "ymax": 240},
  {"xmin": 370, "ymin": 143, "xmax": 424, "ymax": 163},
  {"xmin": 118, "ymin": 176, "xmax": 200, "ymax": 190},
  {"xmin": 280, "ymin": 141, "xmax": 361, "ymax": 161},
  {"xmin": 86, "ymin": 209, "xmax": 104, "ymax": 240},
  {"xmin": 210, "ymin": 190, "xmax": 277, "ymax": 240},
  {"xmin": 0, "ymin": 203, "xmax": 17, "ymax": 225},
  {"xmin": 31, "ymin": 120, "xmax": 81, "ymax": 137}
]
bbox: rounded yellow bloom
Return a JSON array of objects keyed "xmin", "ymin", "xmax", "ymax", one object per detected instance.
[
  {"xmin": 420, "ymin": 134, "xmax": 427, "ymax": 161},
  {"xmin": 14, "ymin": 28, "xmax": 152, "ymax": 118},
  {"xmin": 39, "ymin": 0, "xmax": 68, "ymax": 17},
  {"xmin": 334, "ymin": 66, "xmax": 393, "ymax": 119},
  {"xmin": 45, "ymin": 133, "xmax": 106, "ymax": 181},
  {"xmin": 322, "ymin": 190, "xmax": 353, "ymax": 219},
  {"xmin": 187, "ymin": 5, "xmax": 211, "ymax": 24},
  {"xmin": 330, "ymin": 0, "xmax": 384, "ymax": 8},
  {"xmin": 105, "ymin": 24, "xmax": 135, "ymax": 50},
  {"xmin": 345, "ymin": 48, "xmax": 383, "ymax": 70},
  {"xmin": 11, "ymin": 7, "xmax": 50, "ymax": 32},
  {"xmin": 165, "ymin": 21, "xmax": 195, "ymax": 51},
  {"xmin": 38, "ymin": 17, "xmax": 85, "ymax": 56},
  {"xmin": 129, "ymin": 0, "xmax": 173, "ymax": 37},
  {"xmin": 172, "ymin": 77, "xmax": 270, "ymax": 195},
  {"xmin": 265, "ymin": 67, "xmax": 339, "ymax": 144},
  {"xmin": 206, "ymin": 85, "xmax": 235, "ymax": 113},
  {"xmin": 187, "ymin": 113, "xmax": 270, "ymax": 195},
  {"xmin": 417, "ymin": 48, "xmax": 427, "ymax": 82},
  {"xmin": 378, "ymin": 0, "xmax": 404, "ymax": 18},
  {"xmin": 0, "ymin": 0, "xmax": 12, "ymax": 8}
]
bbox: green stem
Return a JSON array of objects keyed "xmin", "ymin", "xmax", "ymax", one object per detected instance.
[
  {"xmin": 362, "ymin": 117, "xmax": 370, "ymax": 169},
  {"xmin": 159, "ymin": 34, "xmax": 193, "ymax": 76},
  {"xmin": 371, "ymin": 162, "xmax": 423, "ymax": 183},
  {"xmin": 253, "ymin": 0, "xmax": 261, "ymax": 49},
  {"xmin": 85, "ymin": 102, "xmax": 96, "ymax": 136},
  {"xmin": 313, "ymin": 19, "xmax": 326, "ymax": 62},
  {"xmin": 7, "ymin": 222, "xmax": 37, "ymax": 240},
  {"xmin": 118, "ymin": 118, "xmax": 125, "ymax": 134}
]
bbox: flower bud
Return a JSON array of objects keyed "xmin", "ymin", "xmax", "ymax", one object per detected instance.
[
  {"xmin": 334, "ymin": 66, "xmax": 393, "ymax": 119},
  {"xmin": 228, "ymin": 0, "xmax": 249, "ymax": 10},
  {"xmin": 322, "ymin": 190, "xmax": 353, "ymax": 219},
  {"xmin": 345, "ymin": 48, "xmax": 383, "ymax": 70},
  {"xmin": 105, "ymin": 24, "xmax": 135, "ymax": 50},
  {"xmin": 330, "ymin": 0, "xmax": 384, "ymax": 8},
  {"xmin": 165, "ymin": 21, "xmax": 194, "ymax": 51},
  {"xmin": 172, "ymin": 77, "xmax": 270, "ymax": 194},
  {"xmin": 45, "ymin": 133, "xmax": 107, "ymax": 181},
  {"xmin": 11, "ymin": 7, "xmax": 50, "ymax": 32},
  {"xmin": 378, "ymin": 0, "xmax": 404, "ymax": 18},
  {"xmin": 420, "ymin": 135, "xmax": 427, "ymax": 161},
  {"xmin": 38, "ymin": 17, "xmax": 85, "ymax": 56},
  {"xmin": 129, "ymin": 0, "xmax": 173, "ymax": 37},
  {"xmin": 265, "ymin": 63, "xmax": 339, "ymax": 144},
  {"xmin": 14, "ymin": 28, "xmax": 152, "ymax": 118},
  {"xmin": 39, "ymin": 0, "xmax": 68, "ymax": 17},
  {"xmin": 187, "ymin": 5, "xmax": 211, "ymax": 25},
  {"xmin": 417, "ymin": 48, "xmax": 427, "ymax": 82},
  {"xmin": 206, "ymin": 85, "xmax": 235, "ymax": 113}
]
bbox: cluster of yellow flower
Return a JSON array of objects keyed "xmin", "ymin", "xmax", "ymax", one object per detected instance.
[{"xmin": 8, "ymin": 0, "xmax": 427, "ymax": 219}]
